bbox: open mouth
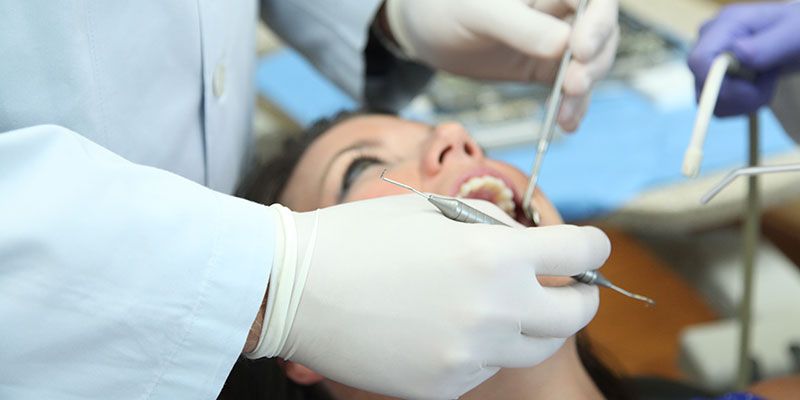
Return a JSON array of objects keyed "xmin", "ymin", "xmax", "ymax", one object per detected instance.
[{"xmin": 454, "ymin": 173, "xmax": 532, "ymax": 227}]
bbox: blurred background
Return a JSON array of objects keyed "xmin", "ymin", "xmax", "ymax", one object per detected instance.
[{"xmin": 252, "ymin": 0, "xmax": 800, "ymax": 396}]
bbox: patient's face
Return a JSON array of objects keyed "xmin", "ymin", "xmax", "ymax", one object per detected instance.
[
  {"xmin": 279, "ymin": 114, "xmax": 575, "ymax": 398},
  {"xmin": 281, "ymin": 115, "xmax": 561, "ymax": 227}
]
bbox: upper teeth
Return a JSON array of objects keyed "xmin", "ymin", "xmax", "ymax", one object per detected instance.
[{"xmin": 456, "ymin": 175, "xmax": 516, "ymax": 217}]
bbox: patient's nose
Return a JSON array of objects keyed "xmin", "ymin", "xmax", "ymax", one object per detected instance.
[{"xmin": 422, "ymin": 123, "xmax": 484, "ymax": 176}]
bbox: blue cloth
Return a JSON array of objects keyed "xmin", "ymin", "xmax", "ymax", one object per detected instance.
[
  {"xmin": 256, "ymin": 51, "xmax": 797, "ymax": 222},
  {"xmin": 694, "ymin": 393, "xmax": 764, "ymax": 400},
  {"xmin": 487, "ymin": 85, "xmax": 795, "ymax": 221},
  {"xmin": 256, "ymin": 49, "xmax": 357, "ymax": 126}
]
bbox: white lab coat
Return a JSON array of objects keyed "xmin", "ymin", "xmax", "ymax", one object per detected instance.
[{"xmin": 0, "ymin": 1, "xmax": 391, "ymax": 399}]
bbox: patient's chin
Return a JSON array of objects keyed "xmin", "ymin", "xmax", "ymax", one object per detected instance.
[
  {"xmin": 538, "ymin": 276, "xmax": 573, "ymax": 287},
  {"xmin": 282, "ymin": 361, "xmax": 325, "ymax": 385}
]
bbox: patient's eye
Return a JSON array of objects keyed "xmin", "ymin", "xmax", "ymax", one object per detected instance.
[{"xmin": 341, "ymin": 155, "xmax": 382, "ymax": 197}]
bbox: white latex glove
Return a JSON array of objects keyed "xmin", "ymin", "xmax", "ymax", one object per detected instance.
[
  {"xmin": 384, "ymin": 0, "xmax": 619, "ymax": 132},
  {"xmin": 248, "ymin": 195, "xmax": 609, "ymax": 400}
]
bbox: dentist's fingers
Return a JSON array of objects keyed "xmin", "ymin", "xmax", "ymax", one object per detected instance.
[
  {"xmin": 454, "ymin": 201, "xmax": 610, "ymax": 277},
  {"xmin": 557, "ymin": 94, "xmax": 590, "ymax": 133},
  {"xmin": 564, "ymin": 24, "xmax": 619, "ymax": 96},
  {"xmin": 472, "ymin": 1, "xmax": 570, "ymax": 60},
  {"xmin": 506, "ymin": 224, "xmax": 611, "ymax": 276},
  {"xmin": 531, "ymin": 0, "xmax": 579, "ymax": 19},
  {"xmin": 520, "ymin": 282, "xmax": 600, "ymax": 338},
  {"xmin": 559, "ymin": 23, "xmax": 619, "ymax": 132},
  {"xmin": 571, "ymin": 0, "xmax": 619, "ymax": 64},
  {"xmin": 733, "ymin": 19, "xmax": 800, "ymax": 71},
  {"xmin": 483, "ymin": 279, "xmax": 599, "ymax": 367},
  {"xmin": 485, "ymin": 335, "xmax": 566, "ymax": 368}
]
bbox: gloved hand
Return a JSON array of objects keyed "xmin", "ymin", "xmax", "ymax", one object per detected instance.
[
  {"xmin": 383, "ymin": 0, "xmax": 619, "ymax": 132},
  {"xmin": 249, "ymin": 195, "xmax": 609, "ymax": 399},
  {"xmin": 688, "ymin": 2, "xmax": 800, "ymax": 117}
]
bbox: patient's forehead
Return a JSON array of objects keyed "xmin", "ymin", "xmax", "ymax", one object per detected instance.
[{"xmin": 280, "ymin": 115, "xmax": 426, "ymax": 210}]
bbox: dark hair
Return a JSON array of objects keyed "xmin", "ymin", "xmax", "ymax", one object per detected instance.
[
  {"xmin": 223, "ymin": 111, "xmax": 635, "ymax": 400},
  {"xmin": 576, "ymin": 333, "xmax": 635, "ymax": 400},
  {"xmin": 218, "ymin": 356, "xmax": 333, "ymax": 400},
  {"xmin": 235, "ymin": 110, "xmax": 376, "ymax": 206}
]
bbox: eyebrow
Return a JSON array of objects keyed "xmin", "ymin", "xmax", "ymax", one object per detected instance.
[{"xmin": 318, "ymin": 139, "xmax": 380, "ymax": 198}]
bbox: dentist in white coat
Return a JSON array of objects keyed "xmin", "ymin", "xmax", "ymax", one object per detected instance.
[{"xmin": 0, "ymin": 1, "xmax": 619, "ymax": 399}]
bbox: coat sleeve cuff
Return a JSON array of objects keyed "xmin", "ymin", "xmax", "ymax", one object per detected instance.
[{"xmin": 148, "ymin": 196, "xmax": 278, "ymax": 399}]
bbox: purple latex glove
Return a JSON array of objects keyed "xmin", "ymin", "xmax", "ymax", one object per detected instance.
[{"xmin": 688, "ymin": 2, "xmax": 800, "ymax": 117}]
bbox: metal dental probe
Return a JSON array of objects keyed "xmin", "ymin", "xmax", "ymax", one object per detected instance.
[
  {"xmin": 380, "ymin": 170, "xmax": 507, "ymax": 225},
  {"xmin": 380, "ymin": 170, "xmax": 655, "ymax": 305},
  {"xmin": 571, "ymin": 270, "xmax": 655, "ymax": 306},
  {"xmin": 522, "ymin": 0, "xmax": 590, "ymax": 227}
]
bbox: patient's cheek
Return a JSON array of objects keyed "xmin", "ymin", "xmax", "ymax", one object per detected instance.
[
  {"xmin": 282, "ymin": 361, "xmax": 325, "ymax": 385},
  {"xmin": 532, "ymin": 192, "xmax": 567, "ymax": 287},
  {"xmin": 534, "ymin": 195, "xmax": 563, "ymax": 226},
  {"xmin": 345, "ymin": 183, "xmax": 410, "ymax": 203},
  {"xmin": 538, "ymin": 210, "xmax": 562, "ymax": 226}
]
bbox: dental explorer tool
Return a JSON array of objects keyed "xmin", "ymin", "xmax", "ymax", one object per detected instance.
[
  {"xmin": 522, "ymin": 0, "xmax": 590, "ymax": 227},
  {"xmin": 572, "ymin": 270, "xmax": 655, "ymax": 306},
  {"xmin": 380, "ymin": 170, "xmax": 655, "ymax": 305},
  {"xmin": 380, "ymin": 170, "xmax": 507, "ymax": 225}
]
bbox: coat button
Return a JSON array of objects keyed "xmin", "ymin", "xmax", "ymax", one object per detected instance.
[{"xmin": 213, "ymin": 63, "xmax": 226, "ymax": 98}]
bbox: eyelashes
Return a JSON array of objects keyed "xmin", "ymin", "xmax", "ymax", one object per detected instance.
[{"xmin": 339, "ymin": 155, "xmax": 384, "ymax": 200}]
